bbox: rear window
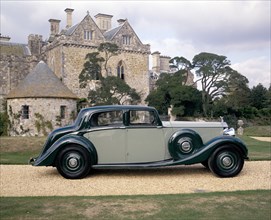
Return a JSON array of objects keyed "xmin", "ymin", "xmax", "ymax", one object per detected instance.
[
  {"xmin": 129, "ymin": 110, "xmax": 158, "ymax": 126},
  {"xmin": 90, "ymin": 111, "xmax": 123, "ymax": 127}
]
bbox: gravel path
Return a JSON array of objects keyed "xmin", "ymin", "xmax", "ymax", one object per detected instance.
[
  {"xmin": 1, "ymin": 161, "xmax": 270, "ymax": 197},
  {"xmin": 250, "ymin": 136, "xmax": 271, "ymax": 142}
]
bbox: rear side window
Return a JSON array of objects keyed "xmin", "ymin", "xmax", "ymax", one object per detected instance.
[
  {"xmin": 90, "ymin": 111, "xmax": 123, "ymax": 127},
  {"xmin": 129, "ymin": 110, "xmax": 157, "ymax": 126}
]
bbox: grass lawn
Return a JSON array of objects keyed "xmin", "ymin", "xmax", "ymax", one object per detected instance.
[
  {"xmin": 0, "ymin": 136, "xmax": 46, "ymax": 164},
  {"xmin": 239, "ymin": 135, "xmax": 271, "ymax": 160},
  {"xmin": 1, "ymin": 190, "xmax": 270, "ymax": 220},
  {"xmin": 243, "ymin": 125, "xmax": 271, "ymax": 137}
]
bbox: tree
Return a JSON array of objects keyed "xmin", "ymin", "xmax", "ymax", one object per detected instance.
[
  {"xmin": 146, "ymin": 72, "xmax": 184, "ymax": 114},
  {"xmin": 79, "ymin": 52, "xmax": 104, "ymax": 89},
  {"xmin": 145, "ymin": 86, "xmax": 171, "ymax": 115},
  {"xmin": 88, "ymin": 76, "xmax": 141, "ymax": 105},
  {"xmin": 170, "ymin": 85, "xmax": 202, "ymax": 117},
  {"xmin": 192, "ymin": 52, "xmax": 233, "ymax": 117},
  {"xmin": 98, "ymin": 42, "xmax": 119, "ymax": 76},
  {"xmin": 224, "ymin": 69, "xmax": 251, "ymax": 111},
  {"xmin": 250, "ymin": 84, "xmax": 268, "ymax": 109},
  {"xmin": 266, "ymin": 85, "xmax": 271, "ymax": 108},
  {"xmin": 146, "ymin": 71, "xmax": 202, "ymax": 117},
  {"xmin": 169, "ymin": 56, "xmax": 192, "ymax": 85}
]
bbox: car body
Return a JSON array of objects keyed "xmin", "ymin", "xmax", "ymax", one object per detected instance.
[{"xmin": 30, "ymin": 105, "xmax": 248, "ymax": 179}]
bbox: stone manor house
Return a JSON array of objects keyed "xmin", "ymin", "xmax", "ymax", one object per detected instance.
[{"xmin": 0, "ymin": 8, "xmax": 194, "ymax": 136}]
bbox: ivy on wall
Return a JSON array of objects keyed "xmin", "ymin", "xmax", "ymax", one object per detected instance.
[
  {"xmin": 34, "ymin": 113, "xmax": 53, "ymax": 136},
  {"xmin": 8, "ymin": 105, "xmax": 30, "ymax": 135}
]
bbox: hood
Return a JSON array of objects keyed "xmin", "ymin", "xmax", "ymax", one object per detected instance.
[{"xmin": 162, "ymin": 121, "xmax": 228, "ymax": 128}]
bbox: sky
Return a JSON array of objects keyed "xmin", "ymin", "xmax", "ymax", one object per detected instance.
[{"xmin": 1, "ymin": 0, "xmax": 270, "ymax": 88}]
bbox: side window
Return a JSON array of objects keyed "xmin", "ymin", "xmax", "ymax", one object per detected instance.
[
  {"xmin": 84, "ymin": 30, "xmax": 93, "ymax": 40},
  {"xmin": 129, "ymin": 110, "xmax": 157, "ymax": 126},
  {"xmin": 21, "ymin": 105, "xmax": 29, "ymax": 119},
  {"xmin": 60, "ymin": 105, "xmax": 66, "ymax": 119},
  {"xmin": 90, "ymin": 111, "xmax": 123, "ymax": 127}
]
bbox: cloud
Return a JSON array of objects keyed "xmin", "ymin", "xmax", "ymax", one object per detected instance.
[
  {"xmin": 146, "ymin": 38, "xmax": 198, "ymax": 60},
  {"xmin": 232, "ymin": 57, "xmax": 271, "ymax": 88}
]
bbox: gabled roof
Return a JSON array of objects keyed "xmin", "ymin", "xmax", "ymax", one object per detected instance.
[
  {"xmin": 61, "ymin": 23, "xmax": 79, "ymax": 36},
  {"xmin": 103, "ymin": 20, "xmax": 144, "ymax": 45},
  {"xmin": 103, "ymin": 24, "xmax": 123, "ymax": 41},
  {"xmin": 61, "ymin": 13, "xmax": 104, "ymax": 39},
  {"xmin": 7, "ymin": 61, "xmax": 78, "ymax": 99}
]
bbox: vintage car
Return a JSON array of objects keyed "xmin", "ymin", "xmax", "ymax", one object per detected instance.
[{"xmin": 30, "ymin": 105, "xmax": 248, "ymax": 179}]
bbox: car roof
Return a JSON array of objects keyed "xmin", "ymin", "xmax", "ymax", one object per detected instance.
[{"xmin": 80, "ymin": 105, "xmax": 156, "ymax": 114}]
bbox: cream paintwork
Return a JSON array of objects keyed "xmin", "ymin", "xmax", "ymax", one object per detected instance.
[
  {"xmin": 84, "ymin": 128, "xmax": 126, "ymax": 163},
  {"xmin": 163, "ymin": 121, "xmax": 226, "ymax": 143},
  {"xmin": 84, "ymin": 121, "xmax": 226, "ymax": 164},
  {"xmin": 126, "ymin": 127, "xmax": 166, "ymax": 163}
]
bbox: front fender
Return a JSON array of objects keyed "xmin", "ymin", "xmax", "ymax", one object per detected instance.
[
  {"xmin": 170, "ymin": 135, "xmax": 248, "ymax": 166},
  {"xmin": 33, "ymin": 134, "xmax": 98, "ymax": 166}
]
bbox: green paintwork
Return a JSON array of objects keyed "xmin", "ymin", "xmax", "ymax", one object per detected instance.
[
  {"xmin": 33, "ymin": 134, "xmax": 97, "ymax": 166},
  {"xmin": 31, "ymin": 105, "xmax": 248, "ymax": 176}
]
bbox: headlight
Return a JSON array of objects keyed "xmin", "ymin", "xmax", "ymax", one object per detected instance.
[{"xmin": 223, "ymin": 128, "xmax": 235, "ymax": 136}]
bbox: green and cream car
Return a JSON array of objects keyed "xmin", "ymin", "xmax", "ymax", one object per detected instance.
[{"xmin": 30, "ymin": 105, "xmax": 248, "ymax": 179}]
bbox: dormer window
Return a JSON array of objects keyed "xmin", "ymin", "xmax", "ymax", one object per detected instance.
[
  {"xmin": 84, "ymin": 30, "xmax": 93, "ymax": 40},
  {"xmin": 122, "ymin": 35, "xmax": 131, "ymax": 45}
]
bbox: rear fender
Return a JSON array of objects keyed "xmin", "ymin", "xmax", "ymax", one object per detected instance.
[{"xmin": 33, "ymin": 134, "xmax": 98, "ymax": 166}]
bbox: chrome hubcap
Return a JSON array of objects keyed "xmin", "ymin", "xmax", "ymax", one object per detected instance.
[
  {"xmin": 218, "ymin": 152, "xmax": 236, "ymax": 170},
  {"xmin": 178, "ymin": 137, "xmax": 193, "ymax": 154},
  {"xmin": 222, "ymin": 156, "xmax": 232, "ymax": 167},
  {"xmin": 181, "ymin": 141, "xmax": 192, "ymax": 152},
  {"xmin": 68, "ymin": 158, "xmax": 78, "ymax": 168},
  {"xmin": 64, "ymin": 153, "xmax": 82, "ymax": 171}
]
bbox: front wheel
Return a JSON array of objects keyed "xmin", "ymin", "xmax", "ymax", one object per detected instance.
[
  {"xmin": 56, "ymin": 145, "xmax": 91, "ymax": 179},
  {"xmin": 208, "ymin": 145, "xmax": 244, "ymax": 178}
]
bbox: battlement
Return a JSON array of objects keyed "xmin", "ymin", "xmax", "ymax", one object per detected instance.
[
  {"xmin": 28, "ymin": 34, "xmax": 43, "ymax": 55},
  {"xmin": 28, "ymin": 34, "xmax": 43, "ymax": 41}
]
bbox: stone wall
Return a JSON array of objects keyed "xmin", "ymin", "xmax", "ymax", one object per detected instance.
[
  {"xmin": 0, "ymin": 55, "xmax": 39, "ymax": 111},
  {"xmin": 7, "ymin": 97, "xmax": 77, "ymax": 136},
  {"xmin": 106, "ymin": 51, "xmax": 150, "ymax": 102},
  {"xmin": 45, "ymin": 44, "xmax": 150, "ymax": 103}
]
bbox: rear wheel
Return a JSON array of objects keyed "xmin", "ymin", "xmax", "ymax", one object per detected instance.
[
  {"xmin": 56, "ymin": 145, "xmax": 91, "ymax": 179},
  {"xmin": 208, "ymin": 145, "xmax": 244, "ymax": 178}
]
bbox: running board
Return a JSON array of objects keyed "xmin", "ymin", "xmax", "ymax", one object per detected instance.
[{"xmin": 92, "ymin": 159, "xmax": 175, "ymax": 169}]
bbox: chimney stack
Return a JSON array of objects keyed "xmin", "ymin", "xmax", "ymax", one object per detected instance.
[
  {"xmin": 94, "ymin": 13, "xmax": 113, "ymax": 33},
  {"xmin": 48, "ymin": 19, "xmax": 60, "ymax": 42},
  {"xmin": 48, "ymin": 19, "xmax": 61, "ymax": 36},
  {"xmin": 64, "ymin": 8, "xmax": 74, "ymax": 28}
]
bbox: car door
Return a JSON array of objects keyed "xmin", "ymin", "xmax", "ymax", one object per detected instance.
[
  {"xmin": 125, "ymin": 110, "xmax": 166, "ymax": 163},
  {"xmin": 84, "ymin": 110, "xmax": 126, "ymax": 164}
]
